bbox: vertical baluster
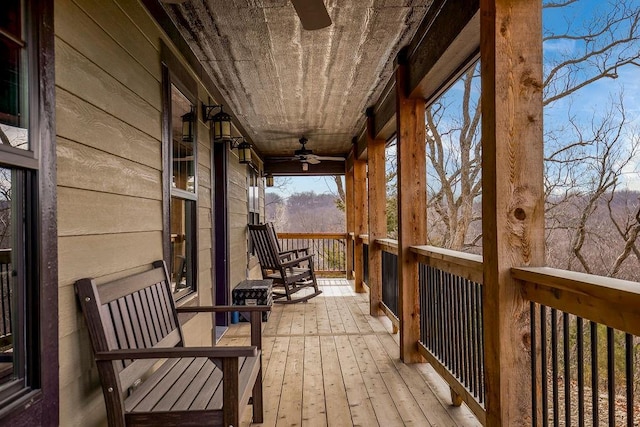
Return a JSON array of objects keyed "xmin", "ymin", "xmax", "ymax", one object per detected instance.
[
  {"xmin": 625, "ymin": 333, "xmax": 634, "ymax": 427},
  {"xmin": 471, "ymin": 282, "xmax": 478, "ymax": 399},
  {"xmin": 541, "ymin": 305, "xmax": 548, "ymax": 427},
  {"xmin": 477, "ymin": 282, "xmax": 484, "ymax": 403},
  {"xmin": 551, "ymin": 308, "xmax": 558, "ymax": 427},
  {"xmin": 607, "ymin": 327, "xmax": 615, "ymax": 426},
  {"xmin": 460, "ymin": 278, "xmax": 471, "ymax": 390},
  {"xmin": 531, "ymin": 302, "xmax": 537, "ymax": 427},
  {"xmin": 576, "ymin": 317, "xmax": 584, "ymax": 426},
  {"xmin": 591, "ymin": 321, "xmax": 599, "ymax": 426},
  {"xmin": 563, "ymin": 313, "xmax": 570, "ymax": 426}
]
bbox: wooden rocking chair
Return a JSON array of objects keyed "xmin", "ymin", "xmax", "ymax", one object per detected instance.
[{"xmin": 249, "ymin": 223, "xmax": 322, "ymax": 303}]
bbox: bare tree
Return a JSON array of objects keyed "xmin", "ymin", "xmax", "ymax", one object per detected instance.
[{"xmin": 383, "ymin": 0, "xmax": 640, "ymax": 279}]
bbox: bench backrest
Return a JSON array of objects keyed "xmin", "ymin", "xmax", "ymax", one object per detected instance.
[{"xmin": 75, "ymin": 260, "xmax": 183, "ymax": 399}]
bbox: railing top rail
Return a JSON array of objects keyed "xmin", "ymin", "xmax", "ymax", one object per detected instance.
[
  {"xmin": 410, "ymin": 245, "xmax": 483, "ymax": 265},
  {"xmin": 514, "ymin": 266, "xmax": 640, "ymax": 336},
  {"xmin": 375, "ymin": 238, "xmax": 398, "ymax": 250},
  {"xmin": 411, "ymin": 245, "xmax": 483, "ymax": 284},
  {"xmin": 358, "ymin": 234, "xmax": 369, "ymax": 244},
  {"xmin": 277, "ymin": 232, "xmax": 347, "ymax": 239}
]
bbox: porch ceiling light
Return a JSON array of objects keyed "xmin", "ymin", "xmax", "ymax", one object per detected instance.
[
  {"xmin": 265, "ymin": 174, "xmax": 274, "ymax": 187},
  {"xmin": 202, "ymin": 103, "xmax": 232, "ymax": 141}
]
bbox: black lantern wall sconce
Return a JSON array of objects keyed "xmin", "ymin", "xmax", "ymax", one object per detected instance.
[
  {"xmin": 265, "ymin": 174, "xmax": 274, "ymax": 187},
  {"xmin": 181, "ymin": 109, "xmax": 195, "ymax": 142},
  {"xmin": 202, "ymin": 103, "xmax": 232, "ymax": 141},
  {"xmin": 229, "ymin": 137, "xmax": 252, "ymax": 164}
]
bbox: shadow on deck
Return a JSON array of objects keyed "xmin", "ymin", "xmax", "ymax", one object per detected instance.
[{"xmin": 220, "ymin": 278, "xmax": 481, "ymax": 427}]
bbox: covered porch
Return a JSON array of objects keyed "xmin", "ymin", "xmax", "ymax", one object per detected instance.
[{"xmin": 220, "ymin": 278, "xmax": 480, "ymax": 427}]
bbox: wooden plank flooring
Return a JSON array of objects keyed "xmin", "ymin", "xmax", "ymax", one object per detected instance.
[{"xmin": 220, "ymin": 279, "xmax": 482, "ymax": 427}]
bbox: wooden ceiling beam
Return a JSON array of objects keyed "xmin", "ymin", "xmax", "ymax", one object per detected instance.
[
  {"xmin": 263, "ymin": 160, "xmax": 345, "ymax": 176},
  {"xmin": 363, "ymin": 0, "xmax": 480, "ymax": 144}
]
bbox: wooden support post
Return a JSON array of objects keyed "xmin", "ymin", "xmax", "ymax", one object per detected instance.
[
  {"xmin": 345, "ymin": 159, "xmax": 355, "ymax": 280},
  {"xmin": 354, "ymin": 156, "xmax": 367, "ymax": 293},
  {"xmin": 366, "ymin": 109, "xmax": 386, "ymax": 315},
  {"xmin": 396, "ymin": 50, "xmax": 426, "ymax": 363},
  {"xmin": 480, "ymin": 0, "xmax": 544, "ymax": 425}
]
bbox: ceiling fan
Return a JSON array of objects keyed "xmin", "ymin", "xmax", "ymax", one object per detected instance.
[
  {"xmin": 290, "ymin": 0, "xmax": 332, "ymax": 30},
  {"xmin": 292, "ymin": 137, "xmax": 345, "ymax": 165},
  {"xmin": 161, "ymin": 0, "xmax": 332, "ymax": 31}
]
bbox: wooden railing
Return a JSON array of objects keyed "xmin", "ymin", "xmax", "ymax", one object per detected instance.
[
  {"xmin": 413, "ymin": 245, "xmax": 486, "ymax": 423},
  {"xmin": 514, "ymin": 267, "xmax": 640, "ymax": 426},
  {"xmin": 355, "ymin": 239, "xmax": 640, "ymax": 425},
  {"xmin": 276, "ymin": 233, "xmax": 347, "ymax": 276}
]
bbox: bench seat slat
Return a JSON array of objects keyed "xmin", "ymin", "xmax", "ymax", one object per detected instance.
[
  {"xmin": 189, "ymin": 364, "xmax": 223, "ymax": 410},
  {"xmin": 172, "ymin": 360, "xmax": 215, "ymax": 410},
  {"xmin": 130, "ymin": 357, "xmax": 195, "ymax": 412},
  {"xmin": 154, "ymin": 357, "xmax": 209, "ymax": 411},
  {"xmin": 119, "ymin": 329, "xmax": 182, "ymax": 391},
  {"xmin": 123, "ymin": 358, "xmax": 180, "ymax": 412}
]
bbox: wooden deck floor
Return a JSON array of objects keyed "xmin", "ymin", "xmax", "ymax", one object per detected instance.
[{"xmin": 220, "ymin": 279, "xmax": 482, "ymax": 427}]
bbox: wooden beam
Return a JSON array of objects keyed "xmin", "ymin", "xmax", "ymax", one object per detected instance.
[
  {"xmin": 407, "ymin": 1, "xmax": 480, "ymax": 100},
  {"xmin": 395, "ymin": 50, "xmax": 426, "ymax": 363},
  {"xmin": 263, "ymin": 160, "xmax": 345, "ymax": 176},
  {"xmin": 345, "ymin": 157, "xmax": 355, "ymax": 280},
  {"xmin": 360, "ymin": 1, "xmax": 480, "ymax": 146},
  {"xmin": 366, "ymin": 109, "xmax": 386, "ymax": 315},
  {"xmin": 480, "ymin": 0, "xmax": 544, "ymax": 425},
  {"xmin": 353, "ymin": 157, "xmax": 367, "ymax": 293}
]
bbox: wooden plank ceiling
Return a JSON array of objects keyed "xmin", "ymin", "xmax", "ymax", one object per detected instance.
[{"xmin": 160, "ymin": 0, "xmax": 434, "ymax": 164}]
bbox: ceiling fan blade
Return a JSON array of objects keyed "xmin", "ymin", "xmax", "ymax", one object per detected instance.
[
  {"xmin": 290, "ymin": 0, "xmax": 332, "ymax": 30},
  {"xmin": 315, "ymin": 156, "xmax": 345, "ymax": 162},
  {"xmin": 305, "ymin": 157, "xmax": 321, "ymax": 165}
]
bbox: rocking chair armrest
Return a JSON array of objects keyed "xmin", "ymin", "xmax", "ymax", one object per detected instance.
[
  {"xmin": 95, "ymin": 346, "xmax": 258, "ymax": 360},
  {"xmin": 281, "ymin": 254, "xmax": 314, "ymax": 268},
  {"xmin": 279, "ymin": 248, "xmax": 309, "ymax": 257}
]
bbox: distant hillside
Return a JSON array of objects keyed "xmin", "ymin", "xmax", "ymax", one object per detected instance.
[{"xmin": 265, "ymin": 191, "xmax": 345, "ymax": 233}]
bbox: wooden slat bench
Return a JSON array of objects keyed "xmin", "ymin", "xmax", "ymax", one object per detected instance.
[{"xmin": 75, "ymin": 260, "xmax": 270, "ymax": 427}]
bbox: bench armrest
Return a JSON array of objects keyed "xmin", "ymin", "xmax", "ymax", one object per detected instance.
[
  {"xmin": 176, "ymin": 305, "xmax": 271, "ymax": 313},
  {"xmin": 176, "ymin": 306, "xmax": 267, "ymax": 349},
  {"xmin": 95, "ymin": 345, "xmax": 258, "ymax": 360}
]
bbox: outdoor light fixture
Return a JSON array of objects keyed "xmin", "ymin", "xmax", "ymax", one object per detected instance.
[
  {"xmin": 181, "ymin": 109, "xmax": 195, "ymax": 142},
  {"xmin": 202, "ymin": 103, "xmax": 232, "ymax": 141},
  {"xmin": 265, "ymin": 174, "xmax": 274, "ymax": 187},
  {"xmin": 227, "ymin": 137, "xmax": 252, "ymax": 164}
]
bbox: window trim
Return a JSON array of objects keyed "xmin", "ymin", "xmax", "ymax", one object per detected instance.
[
  {"xmin": 0, "ymin": 0, "xmax": 58, "ymax": 424},
  {"xmin": 161, "ymin": 43, "xmax": 199, "ymax": 302}
]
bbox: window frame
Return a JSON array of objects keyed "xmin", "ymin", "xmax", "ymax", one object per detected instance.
[
  {"xmin": 0, "ymin": 0, "xmax": 58, "ymax": 424},
  {"xmin": 161, "ymin": 44, "xmax": 199, "ymax": 301}
]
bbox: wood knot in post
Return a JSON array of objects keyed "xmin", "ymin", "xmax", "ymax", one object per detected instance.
[{"xmin": 514, "ymin": 208, "xmax": 526, "ymax": 221}]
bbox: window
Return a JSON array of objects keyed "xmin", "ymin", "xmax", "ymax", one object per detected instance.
[
  {"xmin": 248, "ymin": 168, "xmax": 260, "ymax": 225},
  {"xmin": 0, "ymin": 1, "xmax": 56, "ymax": 420},
  {"xmin": 167, "ymin": 83, "xmax": 197, "ymax": 298}
]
